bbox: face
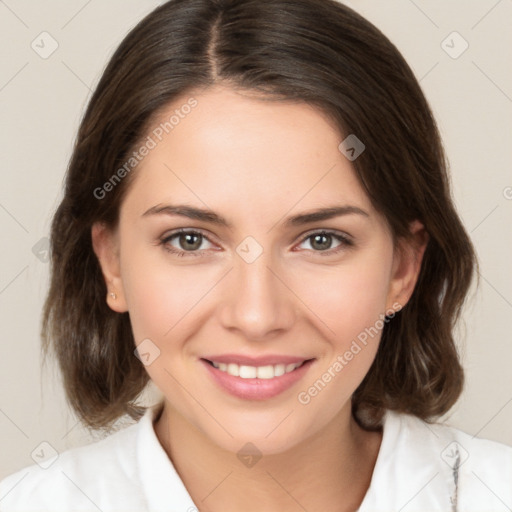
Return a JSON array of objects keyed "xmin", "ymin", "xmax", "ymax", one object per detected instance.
[{"xmin": 92, "ymin": 84, "xmax": 425, "ymax": 455}]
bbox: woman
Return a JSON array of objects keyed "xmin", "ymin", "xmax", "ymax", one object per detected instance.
[{"xmin": 1, "ymin": 0, "xmax": 510, "ymax": 511}]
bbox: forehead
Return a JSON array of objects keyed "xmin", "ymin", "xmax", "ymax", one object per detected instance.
[{"xmin": 121, "ymin": 85, "xmax": 375, "ymax": 223}]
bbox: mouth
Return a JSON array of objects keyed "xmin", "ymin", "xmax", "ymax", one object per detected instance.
[{"xmin": 200, "ymin": 357, "xmax": 316, "ymax": 400}]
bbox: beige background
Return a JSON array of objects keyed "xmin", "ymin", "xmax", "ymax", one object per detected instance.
[{"xmin": 0, "ymin": 0, "xmax": 511, "ymax": 479}]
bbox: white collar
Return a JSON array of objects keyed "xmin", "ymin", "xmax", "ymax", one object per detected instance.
[
  {"xmin": 358, "ymin": 409, "xmax": 457, "ymax": 510},
  {"xmin": 135, "ymin": 400, "xmax": 197, "ymax": 512},
  {"xmin": 136, "ymin": 403, "xmax": 461, "ymax": 511}
]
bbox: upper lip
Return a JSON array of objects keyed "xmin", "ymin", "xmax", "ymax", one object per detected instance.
[{"xmin": 202, "ymin": 354, "xmax": 313, "ymax": 366}]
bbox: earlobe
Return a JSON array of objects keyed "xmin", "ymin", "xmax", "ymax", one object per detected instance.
[
  {"xmin": 91, "ymin": 221, "xmax": 128, "ymax": 313},
  {"xmin": 387, "ymin": 220, "xmax": 429, "ymax": 310}
]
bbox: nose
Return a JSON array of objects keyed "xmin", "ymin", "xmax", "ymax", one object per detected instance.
[{"xmin": 218, "ymin": 248, "xmax": 297, "ymax": 341}]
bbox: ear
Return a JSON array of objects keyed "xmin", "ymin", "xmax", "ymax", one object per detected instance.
[
  {"xmin": 386, "ymin": 220, "xmax": 429, "ymax": 311},
  {"xmin": 91, "ymin": 221, "xmax": 128, "ymax": 313}
]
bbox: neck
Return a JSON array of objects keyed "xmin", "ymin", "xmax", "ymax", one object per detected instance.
[{"xmin": 154, "ymin": 400, "xmax": 382, "ymax": 512}]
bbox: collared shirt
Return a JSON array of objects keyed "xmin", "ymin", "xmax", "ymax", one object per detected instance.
[{"xmin": 1, "ymin": 402, "xmax": 511, "ymax": 511}]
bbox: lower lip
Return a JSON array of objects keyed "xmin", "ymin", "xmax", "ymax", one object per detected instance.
[{"xmin": 200, "ymin": 358, "xmax": 315, "ymax": 400}]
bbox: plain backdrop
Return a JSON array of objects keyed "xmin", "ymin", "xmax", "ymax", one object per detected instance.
[{"xmin": 0, "ymin": 0, "xmax": 511, "ymax": 480}]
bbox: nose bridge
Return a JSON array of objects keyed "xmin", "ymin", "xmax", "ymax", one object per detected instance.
[{"xmin": 218, "ymin": 243, "xmax": 296, "ymax": 339}]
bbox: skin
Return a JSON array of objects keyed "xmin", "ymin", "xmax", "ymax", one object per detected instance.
[{"xmin": 92, "ymin": 84, "xmax": 428, "ymax": 512}]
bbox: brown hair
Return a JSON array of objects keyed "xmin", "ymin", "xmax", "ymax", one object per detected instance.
[{"xmin": 42, "ymin": 0, "xmax": 476, "ymax": 430}]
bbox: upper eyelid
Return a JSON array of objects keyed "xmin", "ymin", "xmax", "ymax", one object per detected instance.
[
  {"xmin": 161, "ymin": 228, "xmax": 219, "ymax": 245},
  {"xmin": 298, "ymin": 228, "xmax": 352, "ymax": 241}
]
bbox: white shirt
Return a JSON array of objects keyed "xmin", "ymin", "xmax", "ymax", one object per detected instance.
[{"xmin": 1, "ymin": 402, "xmax": 511, "ymax": 511}]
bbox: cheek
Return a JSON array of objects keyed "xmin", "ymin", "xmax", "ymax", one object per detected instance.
[
  {"xmin": 119, "ymin": 243, "xmax": 219, "ymax": 399},
  {"xmin": 119, "ymin": 240, "xmax": 199, "ymax": 343},
  {"xmin": 119, "ymin": 238, "xmax": 226, "ymax": 360},
  {"xmin": 290, "ymin": 251, "xmax": 393, "ymax": 343},
  {"xmin": 290, "ymin": 254, "xmax": 393, "ymax": 433}
]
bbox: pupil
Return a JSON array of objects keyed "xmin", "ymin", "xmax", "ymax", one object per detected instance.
[
  {"xmin": 312, "ymin": 233, "xmax": 331, "ymax": 251},
  {"xmin": 180, "ymin": 232, "xmax": 201, "ymax": 251}
]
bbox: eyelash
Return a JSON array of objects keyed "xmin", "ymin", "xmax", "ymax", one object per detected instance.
[{"xmin": 158, "ymin": 228, "xmax": 353, "ymax": 258}]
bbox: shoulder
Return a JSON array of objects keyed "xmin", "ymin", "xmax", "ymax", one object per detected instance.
[
  {"xmin": 394, "ymin": 411, "xmax": 512, "ymax": 469},
  {"xmin": 380, "ymin": 411, "xmax": 512, "ymax": 511},
  {"xmin": 1, "ymin": 401, "xmax": 198, "ymax": 512},
  {"xmin": 0, "ymin": 419, "xmax": 144, "ymax": 512}
]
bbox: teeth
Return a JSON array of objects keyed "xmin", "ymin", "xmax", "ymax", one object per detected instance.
[
  {"xmin": 211, "ymin": 360, "xmax": 303, "ymax": 379},
  {"xmin": 240, "ymin": 365, "xmax": 257, "ymax": 378},
  {"xmin": 227, "ymin": 363, "xmax": 239, "ymax": 376}
]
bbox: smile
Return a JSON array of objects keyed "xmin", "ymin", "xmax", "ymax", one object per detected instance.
[{"xmin": 200, "ymin": 357, "xmax": 315, "ymax": 400}]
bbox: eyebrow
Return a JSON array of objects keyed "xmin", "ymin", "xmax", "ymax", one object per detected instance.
[{"xmin": 141, "ymin": 204, "xmax": 369, "ymax": 228}]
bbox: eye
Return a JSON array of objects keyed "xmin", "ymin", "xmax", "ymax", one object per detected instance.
[
  {"xmin": 296, "ymin": 230, "xmax": 353, "ymax": 255},
  {"xmin": 159, "ymin": 229, "xmax": 216, "ymax": 257},
  {"xmin": 158, "ymin": 228, "xmax": 353, "ymax": 258}
]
